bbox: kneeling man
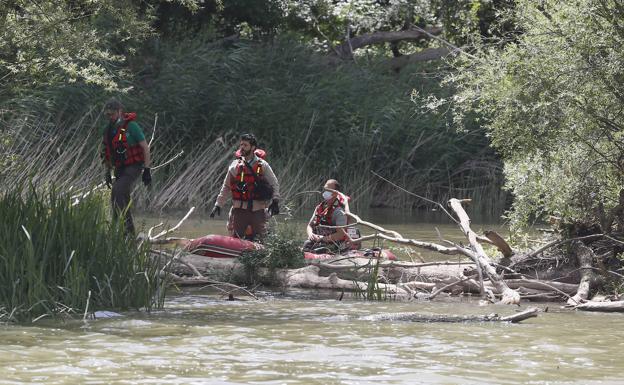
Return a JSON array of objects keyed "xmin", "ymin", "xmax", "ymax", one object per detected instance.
[{"xmin": 303, "ymin": 179, "xmax": 353, "ymax": 253}]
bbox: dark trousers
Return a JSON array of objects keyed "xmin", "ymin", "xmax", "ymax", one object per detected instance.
[
  {"xmin": 112, "ymin": 164, "xmax": 142, "ymax": 234},
  {"xmin": 302, "ymin": 239, "xmax": 349, "ymax": 254},
  {"xmin": 231, "ymin": 208, "xmax": 267, "ymax": 240}
]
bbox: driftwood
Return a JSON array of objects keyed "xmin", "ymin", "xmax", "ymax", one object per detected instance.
[
  {"xmin": 449, "ymin": 199, "xmax": 520, "ymax": 305},
  {"xmin": 163, "ymin": 250, "xmax": 580, "ymax": 304},
  {"xmin": 167, "ymin": 261, "xmax": 410, "ymax": 298},
  {"xmin": 147, "ymin": 198, "xmax": 583, "ymax": 305},
  {"xmin": 360, "ymin": 307, "xmax": 538, "ymax": 323},
  {"xmin": 276, "ymin": 266, "xmax": 409, "ymax": 297},
  {"xmin": 494, "ymin": 279, "xmax": 578, "ymax": 295},
  {"xmin": 575, "ymin": 300, "xmax": 624, "ymax": 312},
  {"xmin": 567, "ymin": 241, "xmax": 596, "ymax": 305}
]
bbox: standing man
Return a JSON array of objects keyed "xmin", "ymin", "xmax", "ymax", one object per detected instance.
[
  {"xmin": 101, "ymin": 98, "xmax": 152, "ymax": 234},
  {"xmin": 303, "ymin": 179, "xmax": 354, "ymax": 253},
  {"xmin": 210, "ymin": 133, "xmax": 280, "ymax": 240}
]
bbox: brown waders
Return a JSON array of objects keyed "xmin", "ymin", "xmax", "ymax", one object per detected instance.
[
  {"xmin": 112, "ymin": 164, "xmax": 142, "ymax": 234},
  {"xmin": 231, "ymin": 207, "xmax": 267, "ymax": 241}
]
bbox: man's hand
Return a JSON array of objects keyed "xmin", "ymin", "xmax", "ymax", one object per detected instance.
[
  {"xmin": 104, "ymin": 170, "xmax": 113, "ymax": 189},
  {"xmin": 210, "ymin": 206, "xmax": 221, "ymax": 218},
  {"xmin": 268, "ymin": 199, "xmax": 279, "ymax": 216},
  {"xmin": 309, "ymin": 233, "xmax": 323, "ymax": 242},
  {"xmin": 142, "ymin": 167, "xmax": 152, "ymax": 186}
]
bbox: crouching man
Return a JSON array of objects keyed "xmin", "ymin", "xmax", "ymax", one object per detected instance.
[{"xmin": 303, "ymin": 179, "xmax": 354, "ymax": 253}]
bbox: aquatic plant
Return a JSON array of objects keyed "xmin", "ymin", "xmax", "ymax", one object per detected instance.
[
  {"xmin": 238, "ymin": 224, "xmax": 305, "ymax": 283},
  {"xmin": 0, "ymin": 184, "xmax": 165, "ymax": 323}
]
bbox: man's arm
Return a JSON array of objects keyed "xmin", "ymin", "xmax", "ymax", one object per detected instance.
[
  {"xmin": 261, "ymin": 161, "xmax": 280, "ymax": 201},
  {"xmin": 306, "ymin": 215, "xmax": 323, "ymax": 242},
  {"xmin": 215, "ymin": 161, "xmax": 235, "ymax": 207},
  {"xmin": 138, "ymin": 140, "xmax": 151, "ymax": 167}
]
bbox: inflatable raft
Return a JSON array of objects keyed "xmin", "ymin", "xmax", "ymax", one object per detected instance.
[{"xmin": 183, "ymin": 234, "xmax": 396, "ymax": 261}]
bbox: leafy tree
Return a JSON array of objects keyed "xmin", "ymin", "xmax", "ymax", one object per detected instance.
[
  {"xmin": 283, "ymin": 0, "xmax": 516, "ymax": 54},
  {"xmin": 449, "ymin": 0, "xmax": 624, "ymax": 230},
  {"xmin": 0, "ymin": 0, "xmax": 156, "ymax": 97}
]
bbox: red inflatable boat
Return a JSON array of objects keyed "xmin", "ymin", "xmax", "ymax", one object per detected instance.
[{"xmin": 184, "ymin": 234, "xmax": 397, "ymax": 261}]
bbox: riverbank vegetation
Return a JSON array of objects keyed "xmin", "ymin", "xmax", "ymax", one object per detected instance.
[
  {"xmin": 0, "ymin": 0, "xmax": 509, "ymax": 218},
  {"xmin": 0, "ymin": 184, "xmax": 165, "ymax": 322},
  {"xmin": 3, "ymin": 0, "xmax": 624, "ymax": 313},
  {"xmin": 447, "ymin": 0, "xmax": 624, "ymax": 232}
]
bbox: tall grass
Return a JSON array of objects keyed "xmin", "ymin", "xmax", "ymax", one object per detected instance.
[
  {"xmin": 0, "ymin": 184, "xmax": 165, "ymax": 322},
  {"xmin": 0, "ymin": 37, "xmax": 507, "ymax": 220},
  {"xmin": 137, "ymin": 37, "xmax": 507, "ymax": 216}
]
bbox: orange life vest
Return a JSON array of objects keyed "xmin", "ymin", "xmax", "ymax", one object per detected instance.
[
  {"xmin": 103, "ymin": 113, "xmax": 145, "ymax": 168},
  {"xmin": 311, "ymin": 194, "xmax": 347, "ymax": 227},
  {"xmin": 230, "ymin": 159, "xmax": 265, "ymax": 202}
]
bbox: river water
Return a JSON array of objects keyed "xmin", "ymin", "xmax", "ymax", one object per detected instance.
[{"xmin": 2, "ymin": 211, "xmax": 623, "ymax": 384}]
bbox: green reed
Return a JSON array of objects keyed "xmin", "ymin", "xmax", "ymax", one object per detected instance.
[{"xmin": 0, "ymin": 184, "xmax": 165, "ymax": 322}]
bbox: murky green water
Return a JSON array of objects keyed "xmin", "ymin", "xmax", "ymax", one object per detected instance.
[
  {"xmin": 3, "ymin": 212, "xmax": 622, "ymax": 384},
  {"xmin": 2, "ymin": 292, "xmax": 624, "ymax": 384},
  {"xmin": 138, "ymin": 209, "xmax": 479, "ymax": 261}
]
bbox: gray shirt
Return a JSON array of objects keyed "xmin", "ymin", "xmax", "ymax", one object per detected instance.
[
  {"xmin": 215, "ymin": 155, "xmax": 280, "ymax": 211},
  {"xmin": 309, "ymin": 205, "xmax": 347, "ymax": 235}
]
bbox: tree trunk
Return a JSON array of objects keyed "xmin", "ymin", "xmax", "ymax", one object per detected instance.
[
  {"xmin": 567, "ymin": 241, "xmax": 596, "ymax": 305},
  {"xmin": 335, "ymin": 27, "xmax": 443, "ymax": 58},
  {"xmin": 388, "ymin": 47, "xmax": 452, "ymax": 71}
]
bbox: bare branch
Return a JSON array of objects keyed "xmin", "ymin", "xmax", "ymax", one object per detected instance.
[
  {"xmin": 150, "ymin": 207, "xmax": 195, "ymax": 240},
  {"xmin": 371, "ymin": 171, "xmax": 458, "ymax": 224},
  {"xmin": 152, "ymin": 150, "xmax": 184, "ymax": 171},
  {"xmin": 449, "ymin": 198, "xmax": 520, "ymax": 304},
  {"xmin": 148, "ymin": 113, "xmax": 158, "ymax": 148}
]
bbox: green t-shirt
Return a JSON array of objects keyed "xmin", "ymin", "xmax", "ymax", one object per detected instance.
[{"xmin": 101, "ymin": 120, "xmax": 145, "ymax": 146}]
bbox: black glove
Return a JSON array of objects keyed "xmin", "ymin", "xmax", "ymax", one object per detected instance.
[
  {"xmin": 210, "ymin": 206, "xmax": 221, "ymax": 218},
  {"xmin": 104, "ymin": 170, "xmax": 112, "ymax": 189},
  {"xmin": 142, "ymin": 167, "xmax": 152, "ymax": 186},
  {"xmin": 268, "ymin": 199, "xmax": 279, "ymax": 216}
]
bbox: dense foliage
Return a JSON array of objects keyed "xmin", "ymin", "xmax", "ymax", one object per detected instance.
[
  {"xmin": 1, "ymin": 0, "xmax": 517, "ymax": 219},
  {"xmin": 449, "ymin": 0, "xmax": 624, "ymax": 229}
]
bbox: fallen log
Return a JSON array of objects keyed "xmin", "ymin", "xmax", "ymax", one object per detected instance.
[
  {"xmin": 574, "ymin": 300, "xmax": 624, "ymax": 312},
  {"xmin": 359, "ymin": 307, "xmax": 538, "ymax": 323},
  {"xmin": 486, "ymin": 279, "xmax": 578, "ymax": 295},
  {"xmin": 567, "ymin": 241, "xmax": 596, "ymax": 305},
  {"xmin": 275, "ymin": 266, "xmax": 409, "ymax": 298},
  {"xmin": 162, "ymin": 250, "xmax": 584, "ymax": 302},
  {"xmin": 162, "ymin": 254, "xmax": 410, "ymax": 297}
]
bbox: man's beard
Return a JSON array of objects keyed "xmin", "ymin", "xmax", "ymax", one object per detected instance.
[{"xmin": 241, "ymin": 148, "xmax": 251, "ymax": 157}]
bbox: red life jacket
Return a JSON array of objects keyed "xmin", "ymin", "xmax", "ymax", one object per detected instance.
[
  {"xmin": 234, "ymin": 148, "xmax": 266, "ymax": 159},
  {"xmin": 103, "ymin": 112, "xmax": 145, "ymax": 168},
  {"xmin": 311, "ymin": 194, "xmax": 347, "ymax": 227},
  {"xmin": 230, "ymin": 159, "xmax": 266, "ymax": 201}
]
